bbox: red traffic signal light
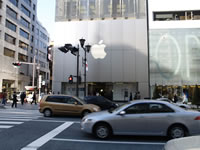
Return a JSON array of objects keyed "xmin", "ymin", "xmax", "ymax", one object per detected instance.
[{"xmin": 68, "ymin": 75, "xmax": 73, "ymax": 84}]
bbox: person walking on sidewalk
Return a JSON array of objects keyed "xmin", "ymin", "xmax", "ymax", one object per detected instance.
[
  {"xmin": 31, "ymin": 92, "xmax": 37, "ymax": 105},
  {"xmin": 12, "ymin": 92, "xmax": 17, "ymax": 108},
  {"xmin": 20, "ymin": 92, "xmax": 26, "ymax": 105},
  {"xmin": 2, "ymin": 92, "xmax": 7, "ymax": 105}
]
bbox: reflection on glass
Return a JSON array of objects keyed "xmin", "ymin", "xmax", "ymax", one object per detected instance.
[
  {"xmin": 56, "ymin": 0, "xmax": 146, "ymax": 21},
  {"xmin": 80, "ymin": 0, "xmax": 88, "ymax": 19},
  {"xmin": 150, "ymin": 29, "xmax": 200, "ymax": 85}
]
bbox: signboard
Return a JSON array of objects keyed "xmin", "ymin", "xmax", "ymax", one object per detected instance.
[{"xmin": 25, "ymin": 86, "xmax": 36, "ymax": 91}]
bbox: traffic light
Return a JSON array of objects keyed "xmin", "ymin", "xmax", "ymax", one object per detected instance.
[
  {"xmin": 12, "ymin": 62, "xmax": 21, "ymax": 67},
  {"xmin": 68, "ymin": 75, "xmax": 73, "ymax": 84}
]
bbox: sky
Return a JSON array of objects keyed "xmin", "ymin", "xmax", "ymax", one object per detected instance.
[{"xmin": 37, "ymin": 0, "xmax": 56, "ymax": 41}]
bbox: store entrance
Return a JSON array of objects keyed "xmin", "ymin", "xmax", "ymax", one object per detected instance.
[{"xmin": 88, "ymin": 83, "xmax": 113, "ymax": 100}]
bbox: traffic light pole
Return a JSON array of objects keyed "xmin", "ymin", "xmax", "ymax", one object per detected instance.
[
  {"xmin": 76, "ymin": 45, "xmax": 79, "ymax": 97},
  {"xmin": 84, "ymin": 49, "xmax": 86, "ymax": 97}
]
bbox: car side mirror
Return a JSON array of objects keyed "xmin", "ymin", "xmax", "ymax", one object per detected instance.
[
  {"xmin": 119, "ymin": 111, "xmax": 126, "ymax": 115},
  {"xmin": 74, "ymin": 101, "xmax": 78, "ymax": 105}
]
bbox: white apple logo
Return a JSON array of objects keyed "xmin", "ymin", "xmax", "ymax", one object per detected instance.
[{"xmin": 91, "ymin": 40, "xmax": 107, "ymax": 59}]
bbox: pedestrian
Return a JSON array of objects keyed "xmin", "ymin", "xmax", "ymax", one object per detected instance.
[
  {"xmin": 31, "ymin": 92, "xmax": 37, "ymax": 105},
  {"xmin": 129, "ymin": 92, "xmax": 132, "ymax": 101},
  {"xmin": 182, "ymin": 93, "xmax": 188, "ymax": 104},
  {"xmin": 134, "ymin": 91, "xmax": 141, "ymax": 100},
  {"xmin": 12, "ymin": 92, "xmax": 17, "ymax": 108},
  {"xmin": 174, "ymin": 94, "xmax": 178, "ymax": 103},
  {"xmin": 137, "ymin": 91, "xmax": 141, "ymax": 99},
  {"xmin": 2, "ymin": 92, "xmax": 7, "ymax": 105},
  {"xmin": 20, "ymin": 92, "xmax": 26, "ymax": 105}
]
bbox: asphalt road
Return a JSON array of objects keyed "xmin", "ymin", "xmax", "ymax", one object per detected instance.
[{"xmin": 0, "ymin": 107, "xmax": 168, "ymax": 150}]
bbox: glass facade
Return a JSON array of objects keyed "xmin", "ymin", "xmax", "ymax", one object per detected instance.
[
  {"xmin": 56, "ymin": 0, "xmax": 146, "ymax": 21},
  {"xmin": 150, "ymin": 28, "xmax": 200, "ymax": 86}
]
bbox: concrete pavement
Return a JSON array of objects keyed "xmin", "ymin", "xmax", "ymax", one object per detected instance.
[{"xmin": 0, "ymin": 101, "xmax": 39, "ymax": 110}]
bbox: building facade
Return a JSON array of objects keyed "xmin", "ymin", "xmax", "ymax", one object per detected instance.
[
  {"xmin": 53, "ymin": 0, "xmax": 149, "ymax": 100},
  {"xmin": 0, "ymin": 0, "xmax": 50, "ymax": 96},
  {"xmin": 149, "ymin": 0, "xmax": 200, "ymax": 97}
]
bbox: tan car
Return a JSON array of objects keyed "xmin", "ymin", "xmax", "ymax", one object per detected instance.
[{"xmin": 39, "ymin": 95, "xmax": 101, "ymax": 117}]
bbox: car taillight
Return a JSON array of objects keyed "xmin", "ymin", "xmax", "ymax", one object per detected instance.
[{"xmin": 194, "ymin": 116, "xmax": 200, "ymax": 120}]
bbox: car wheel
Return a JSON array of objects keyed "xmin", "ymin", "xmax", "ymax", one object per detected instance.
[
  {"xmin": 168, "ymin": 125, "xmax": 185, "ymax": 139},
  {"xmin": 82, "ymin": 110, "xmax": 91, "ymax": 117},
  {"xmin": 94, "ymin": 123, "xmax": 111, "ymax": 139},
  {"xmin": 43, "ymin": 109, "xmax": 52, "ymax": 117}
]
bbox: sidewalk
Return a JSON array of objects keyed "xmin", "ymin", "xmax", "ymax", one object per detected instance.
[{"xmin": 0, "ymin": 102, "xmax": 39, "ymax": 110}]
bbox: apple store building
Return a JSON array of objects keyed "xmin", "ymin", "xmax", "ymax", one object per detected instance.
[{"xmin": 53, "ymin": 0, "xmax": 149, "ymax": 100}]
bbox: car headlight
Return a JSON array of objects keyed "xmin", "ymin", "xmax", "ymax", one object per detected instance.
[
  {"xmin": 82, "ymin": 118, "xmax": 93, "ymax": 122},
  {"xmin": 93, "ymin": 108, "xmax": 98, "ymax": 112}
]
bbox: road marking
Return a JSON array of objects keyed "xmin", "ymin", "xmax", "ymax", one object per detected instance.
[
  {"xmin": 52, "ymin": 138, "xmax": 166, "ymax": 145},
  {"xmin": 0, "ymin": 118, "xmax": 31, "ymax": 121},
  {"xmin": 0, "ymin": 121, "xmax": 23, "ymax": 124},
  {"xmin": 32, "ymin": 119, "xmax": 80, "ymax": 123},
  {"xmin": 0, "ymin": 125, "xmax": 13, "ymax": 128},
  {"xmin": 21, "ymin": 122, "xmax": 73, "ymax": 150}
]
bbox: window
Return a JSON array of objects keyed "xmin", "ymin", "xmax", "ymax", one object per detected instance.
[
  {"xmin": 9, "ymin": 0, "xmax": 18, "ymax": 7},
  {"xmin": 30, "ymin": 46, "xmax": 33, "ymax": 53},
  {"xmin": 193, "ymin": 11, "xmax": 200, "ymax": 20},
  {"xmin": 5, "ymin": 33, "xmax": 16, "ymax": 45},
  {"xmin": 149, "ymin": 103, "xmax": 174, "ymax": 113},
  {"xmin": 46, "ymin": 96, "xmax": 65, "ymax": 103},
  {"xmin": 20, "ymin": 17, "xmax": 30, "ymax": 29},
  {"xmin": 0, "ymin": 15, "xmax": 2, "ymax": 24},
  {"xmin": 30, "ymin": 57, "xmax": 33, "ymax": 63},
  {"xmin": 66, "ymin": 97, "xmax": 80, "ymax": 105},
  {"xmin": 125, "ymin": 103, "xmax": 148, "ymax": 114},
  {"xmin": 6, "ymin": 6, "xmax": 17, "ymax": 20},
  {"xmin": 36, "ymin": 28, "xmax": 39, "ymax": 35},
  {"xmin": 4, "ymin": 47, "xmax": 15, "ymax": 58},
  {"xmin": 32, "ymin": 14, "xmax": 35, "ymax": 21},
  {"xmin": 18, "ymin": 53, "xmax": 28, "ymax": 62},
  {"xmin": 20, "ymin": 28, "xmax": 29, "ymax": 39},
  {"xmin": 0, "ymin": 0, "xmax": 3, "ymax": 9},
  {"xmin": 21, "ymin": 4, "xmax": 30, "ymax": 18},
  {"xmin": 5, "ymin": 19, "xmax": 17, "ymax": 32},
  {"xmin": 154, "ymin": 10, "xmax": 200, "ymax": 21},
  {"xmin": 19, "ymin": 40, "xmax": 28, "ymax": 51},
  {"xmin": 33, "ymin": 4, "xmax": 36, "ymax": 11},
  {"xmin": 31, "ymin": 35, "xmax": 34, "ymax": 42},
  {"xmin": 23, "ymin": 0, "xmax": 31, "ymax": 7},
  {"xmin": 32, "ymin": 25, "xmax": 34, "ymax": 32},
  {"xmin": 35, "ymin": 49, "xmax": 38, "ymax": 55}
]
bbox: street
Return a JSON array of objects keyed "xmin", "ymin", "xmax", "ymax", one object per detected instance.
[{"xmin": 0, "ymin": 104, "xmax": 167, "ymax": 150}]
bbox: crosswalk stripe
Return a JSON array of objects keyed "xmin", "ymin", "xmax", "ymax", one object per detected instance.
[
  {"xmin": 0, "ymin": 125, "xmax": 13, "ymax": 128},
  {"xmin": 0, "ymin": 116, "xmax": 40, "ymax": 119},
  {"xmin": 0, "ymin": 121, "xmax": 23, "ymax": 124},
  {"xmin": 0, "ymin": 118, "xmax": 31, "ymax": 121}
]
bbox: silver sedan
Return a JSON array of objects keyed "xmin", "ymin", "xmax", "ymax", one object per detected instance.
[{"xmin": 81, "ymin": 100, "xmax": 200, "ymax": 139}]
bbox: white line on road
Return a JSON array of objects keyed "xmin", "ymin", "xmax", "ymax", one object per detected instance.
[
  {"xmin": 32, "ymin": 119, "xmax": 80, "ymax": 123},
  {"xmin": 0, "ymin": 121, "xmax": 23, "ymax": 124},
  {"xmin": 21, "ymin": 122, "xmax": 73, "ymax": 150},
  {"xmin": 0, "ymin": 125, "xmax": 13, "ymax": 128},
  {"xmin": 52, "ymin": 138, "xmax": 166, "ymax": 145},
  {"xmin": 0, "ymin": 118, "xmax": 31, "ymax": 121}
]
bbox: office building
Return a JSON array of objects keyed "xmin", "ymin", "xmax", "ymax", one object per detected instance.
[{"xmin": 0, "ymin": 0, "xmax": 50, "ymax": 96}]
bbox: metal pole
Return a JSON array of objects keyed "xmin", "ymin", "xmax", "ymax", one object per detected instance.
[
  {"xmin": 84, "ymin": 49, "xmax": 86, "ymax": 97},
  {"xmin": 146, "ymin": 0, "xmax": 151, "ymax": 98},
  {"xmin": 32, "ymin": 56, "xmax": 36, "ymax": 87},
  {"xmin": 76, "ymin": 45, "xmax": 79, "ymax": 97}
]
